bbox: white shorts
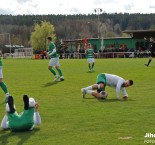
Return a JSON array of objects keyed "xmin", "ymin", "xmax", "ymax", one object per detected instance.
[
  {"xmin": 0, "ymin": 66, "xmax": 3, "ymax": 78},
  {"xmin": 87, "ymin": 58, "xmax": 95, "ymax": 63},
  {"xmin": 49, "ymin": 57, "xmax": 60, "ymax": 67}
]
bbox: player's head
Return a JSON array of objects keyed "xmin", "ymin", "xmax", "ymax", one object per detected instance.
[
  {"xmin": 47, "ymin": 36, "xmax": 52, "ymax": 42},
  {"xmin": 123, "ymin": 80, "xmax": 133, "ymax": 87},
  {"xmin": 88, "ymin": 43, "xmax": 91, "ymax": 48}
]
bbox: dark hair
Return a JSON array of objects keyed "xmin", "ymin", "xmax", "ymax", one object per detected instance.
[
  {"xmin": 47, "ymin": 36, "xmax": 52, "ymax": 41},
  {"xmin": 129, "ymin": 80, "xmax": 133, "ymax": 85}
]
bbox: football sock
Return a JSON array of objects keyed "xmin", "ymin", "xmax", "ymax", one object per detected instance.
[
  {"xmin": 147, "ymin": 59, "xmax": 152, "ymax": 66},
  {"xmin": 86, "ymin": 90, "xmax": 93, "ymax": 95},
  {"xmin": 57, "ymin": 69, "xmax": 63, "ymax": 76},
  {"xmin": 92, "ymin": 63, "xmax": 94, "ymax": 70},
  {"xmin": 88, "ymin": 64, "xmax": 91, "ymax": 70},
  {"xmin": 23, "ymin": 95, "xmax": 29, "ymax": 110},
  {"xmin": 85, "ymin": 86, "xmax": 93, "ymax": 90},
  {"xmin": 0, "ymin": 82, "xmax": 8, "ymax": 94},
  {"xmin": 50, "ymin": 68, "xmax": 56, "ymax": 76},
  {"xmin": 8, "ymin": 96, "xmax": 15, "ymax": 113}
]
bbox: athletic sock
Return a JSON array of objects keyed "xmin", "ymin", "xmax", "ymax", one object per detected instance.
[
  {"xmin": 23, "ymin": 95, "xmax": 29, "ymax": 110},
  {"xmin": 84, "ymin": 86, "xmax": 93, "ymax": 90},
  {"xmin": 50, "ymin": 68, "xmax": 56, "ymax": 76},
  {"xmin": 8, "ymin": 96, "xmax": 15, "ymax": 113},
  {"xmin": 57, "ymin": 69, "xmax": 63, "ymax": 76},
  {"xmin": 88, "ymin": 64, "xmax": 91, "ymax": 70},
  {"xmin": 0, "ymin": 82, "xmax": 8, "ymax": 94},
  {"xmin": 86, "ymin": 90, "xmax": 93, "ymax": 95},
  {"xmin": 92, "ymin": 63, "xmax": 94, "ymax": 70},
  {"xmin": 147, "ymin": 59, "xmax": 152, "ymax": 66}
]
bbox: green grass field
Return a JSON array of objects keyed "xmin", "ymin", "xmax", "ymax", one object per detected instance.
[{"xmin": 0, "ymin": 58, "xmax": 155, "ymax": 145}]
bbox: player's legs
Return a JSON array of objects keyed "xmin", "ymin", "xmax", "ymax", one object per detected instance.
[
  {"xmin": 23, "ymin": 95, "xmax": 29, "ymax": 110},
  {"xmin": 23, "ymin": 95, "xmax": 36, "ymax": 109},
  {"xmin": 81, "ymin": 74, "xmax": 106, "ymax": 98},
  {"xmin": 7, "ymin": 96, "xmax": 15, "ymax": 113},
  {"xmin": 87, "ymin": 59, "xmax": 92, "ymax": 71},
  {"xmin": 48, "ymin": 58, "xmax": 59, "ymax": 81},
  {"xmin": 91, "ymin": 58, "xmax": 95, "ymax": 71},
  {"xmin": 0, "ymin": 66, "xmax": 10, "ymax": 102},
  {"xmin": 145, "ymin": 50, "xmax": 154, "ymax": 67},
  {"xmin": 145, "ymin": 56, "xmax": 152, "ymax": 67},
  {"xmin": 88, "ymin": 63, "xmax": 91, "ymax": 71},
  {"xmin": 92, "ymin": 62, "xmax": 95, "ymax": 71},
  {"xmin": 81, "ymin": 83, "xmax": 105, "ymax": 98},
  {"xmin": 54, "ymin": 58, "xmax": 64, "ymax": 81}
]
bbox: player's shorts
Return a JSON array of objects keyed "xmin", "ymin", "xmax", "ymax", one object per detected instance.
[
  {"xmin": 87, "ymin": 58, "xmax": 95, "ymax": 63},
  {"xmin": 49, "ymin": 57, "xmax": 60, "ymax": 67},
  {"xmin": 96, "ymin": 73, "xmax": 106, "ymax": 91},
  {"xmin": 96, "ymin": 73, "xmax": 106, "ymax": 84},
  {"xmin": 0, "ymin": 66, "xmax": 3, "ymax": 78}
]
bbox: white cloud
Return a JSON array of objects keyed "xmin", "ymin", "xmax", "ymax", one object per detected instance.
[{"xmin": 0, "ymin": 0, "xmax": 155, "ymax": 15}]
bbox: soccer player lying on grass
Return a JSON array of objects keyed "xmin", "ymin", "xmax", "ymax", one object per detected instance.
[
  {"xmin": 81, "ymin": 73, "xmax": 133, "ymax": 100},
  {"xmin": 1, "ymin": 95, "xmax": 41, "ymax": 132}
]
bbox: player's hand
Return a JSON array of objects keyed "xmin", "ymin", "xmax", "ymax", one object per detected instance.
[{"xmin": 34, "ymin": 102, "xmax": 39, "ymax": 111}]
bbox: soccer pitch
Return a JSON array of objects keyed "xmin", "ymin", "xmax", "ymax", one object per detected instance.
[{"xmin": 0, "ymin": 58, "xmax": 155, "ymax": 145}]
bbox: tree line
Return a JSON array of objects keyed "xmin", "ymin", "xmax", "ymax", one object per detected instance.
[{"xmin": 0, "ymin": 13, "xmax": 155, "ymax": 48}]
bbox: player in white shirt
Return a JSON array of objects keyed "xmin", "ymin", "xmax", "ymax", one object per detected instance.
[{"xmin": 81, "ymin": 73, "xmax": 133, "ymax": 100}]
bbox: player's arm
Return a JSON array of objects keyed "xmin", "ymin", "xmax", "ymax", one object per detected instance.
[
  {"xmin": 34, "ymin": 103, "xmax": 41, "ymax": 125},
  {"xmin": 48, "ymin": 43, "xmax": 56, "ymax": 56},
  {"xmin": 121, "ymin": 87, "xmax": 128, "ymax": 100},
  {"xmin": 48, "ymin": 48, "xmax": 56, "ymax": 56},
  {"xmin": 116, "ymin": 81, "xmax": 124, "ymax": 100}
]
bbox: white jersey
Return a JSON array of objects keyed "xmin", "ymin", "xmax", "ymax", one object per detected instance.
[{"xmin": 105, "ymin": 73, "xmax": 128, "ymax": 99}]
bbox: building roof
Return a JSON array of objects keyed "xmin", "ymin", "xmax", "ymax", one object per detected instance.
[{"xmin": 123, "ymin": 29, "xmax": 155, "ymax": 38}]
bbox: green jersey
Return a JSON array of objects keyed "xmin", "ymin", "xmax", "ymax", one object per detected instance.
[
  {"xmin": 86, "ymin": 48, "xmax": 94, "ymax": 58},
  {"xmin": 48, "ymin": 42, "xmax": 59, "ymax": 58},
  {"xmin": 8, "ymin": 107, "xmax": 34, "ymax": 132}
]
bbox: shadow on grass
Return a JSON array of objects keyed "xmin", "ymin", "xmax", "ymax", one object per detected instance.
[
  {"xmin": 83, "ymin": 97, "xmax": 136, "ymax": 103},
  {"xmin": 0, "ymin": 128, "xmax": 40, "ymax": 145},
  {"xmin": 42, "ymin": 80, "xmax": 63, "ymax": 87},
  {"xmin": 86, "ymin": 70, "xmax": 95, "ymax": 73},
  {"xmin": 97, "ymin": 98, "xmax": 136, "ymax": 103}
]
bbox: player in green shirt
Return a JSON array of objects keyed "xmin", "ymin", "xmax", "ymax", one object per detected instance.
[
  {"xmin": 47, "ymin": 36, "xmax": 64, "ymax": 81},
  {"xmin": 86, "ymin": 43, "xmax": 95, "ymax": 72},
  {"xmin": 1, "ymin": 95, "xmax": 41, "ymax": 132},
  {"xmin": 0, "ymin": 51, "xmax": 10, "ymax": 102}
]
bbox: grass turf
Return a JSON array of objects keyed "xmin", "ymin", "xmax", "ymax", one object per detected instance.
[{"xmin": 0, "ymin": 58, "xmax": 155, "ymax": 145}]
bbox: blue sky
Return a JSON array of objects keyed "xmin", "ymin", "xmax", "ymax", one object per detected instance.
[{"xmin": 0, "ymin": 0, "xmax": 155, "ymax": 15}]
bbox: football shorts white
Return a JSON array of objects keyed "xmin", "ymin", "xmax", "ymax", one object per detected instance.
[
  {"xmin": 87, "ymin": 58, "xmax": 95, "ymax": 63},
  {"xmin": 49, "ymin": 57, "xmax": 60, "ymax": 67},
  {"xmin": 0, "ymin": 66, "xmax": 3, "ymax": 78}
]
